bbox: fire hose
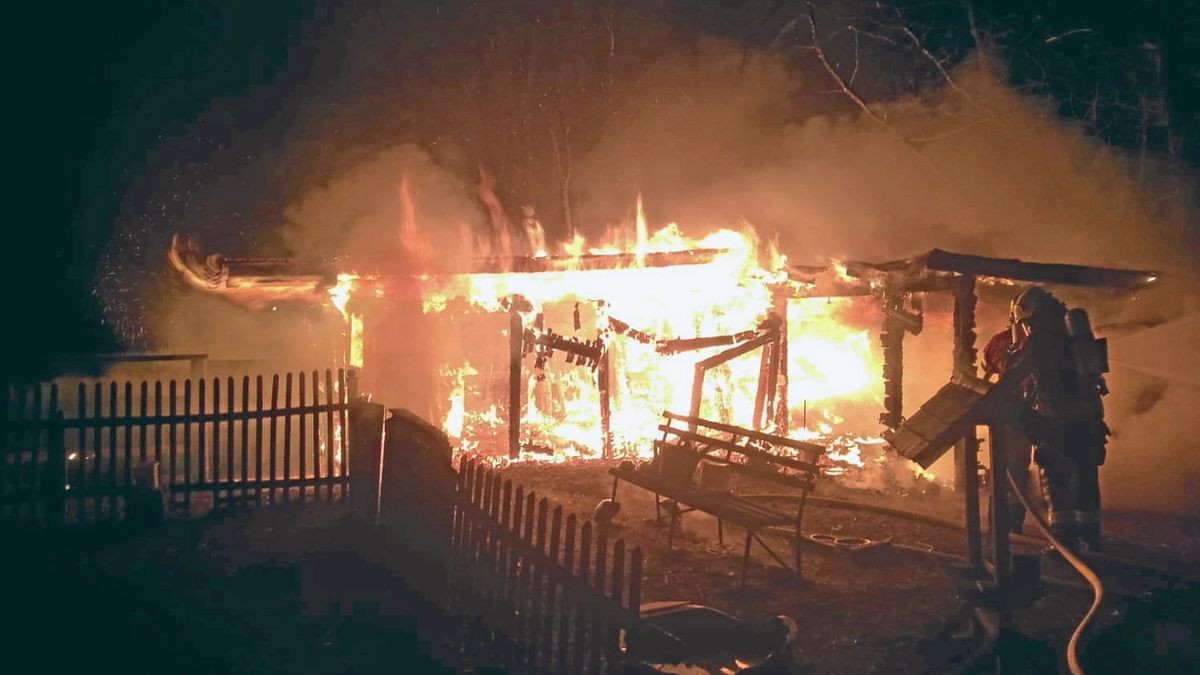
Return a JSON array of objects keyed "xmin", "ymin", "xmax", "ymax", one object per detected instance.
[
  {"xmin": 1005, "ymin": 471, "xmax": 1103, "ymax": 675},
  {"xmin": 743, "ymin": 489, "xmax": 1104, "ymax": 674}
]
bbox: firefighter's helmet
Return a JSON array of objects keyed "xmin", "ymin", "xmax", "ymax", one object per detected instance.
[{"xmin": 1010, "ymin": 286, "xmax": 1055, "ymax": 326}]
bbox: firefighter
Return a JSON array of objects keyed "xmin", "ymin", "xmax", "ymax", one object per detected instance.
[
  {"xmin": 987, "ymin": 287, "xmax": 1109, "ymax": 551},
  {"xmin": 982, "ymin": 324, "xmax": 1032, "ymax": 536}
]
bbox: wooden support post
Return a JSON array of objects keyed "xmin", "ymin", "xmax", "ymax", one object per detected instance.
[
  {"xmin": 987, "ymin": 422, "xmax": 1013, "ymax": 588},
  {"xmin": 952, "ymin": 276, "xmax": 979, "ymax": 492},
  {"xmin": 347, "ymin": 396, "xmax": 385, "ymax": 520},
  {"xmin": 752, "ymin": 345, "xmax": 771, "ymax": 431},
  {"xmin": 598, "ymin": 349, "xmax": 612, "ymax": 459},
  {"xmin": 961, "ymin": 426, "xmax": 983, "ymax": 568},
  {"xmin": 773, "ymin": 290, "xmax": 790, "ymax": 434},
  {"xmin": 509, "ymin": 304, "xmax": 523, "ymax": 460},
  {"xmin": 879, "ymin": 315, "xmax": 905, "ymax": 428},
  {"xmin": 688, "ymin": 363, "xmax": 705, "ymax": 430},
  {"xmin": 763, "ymin": 333, "xmax": 780, "ymax": 429}
]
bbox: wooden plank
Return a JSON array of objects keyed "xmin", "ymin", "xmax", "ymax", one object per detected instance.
[
  {"xmin": 241, "ymin": 377, "xmax": 250, "ymax": 502},
  {"xmin": 283, "ymin": 373, "xmax": 292, "ymax": 502},
  {"xmin": 225, "ymin": 378, "xmax": 235, "ymax": 500},
  {"xmin": 255, "ymin": 375, "xmax": 264, "ymax": 504},
  {"xmin": 589, "ymin": 530, "xmax": 609, "ymax": 674},
  {"xmin": 78, "ymin": 383, "xmax": 88, "ymax": 522},
  {"xmin": 657, "ymin": 425, "xmax": 820, "ymax": 478},
  {"xmin": 180, "ymin": 380, "xmax": 190, "ymax": 514},
  {"xmin": 324, "ymin": 370, "xmax": 335, "ymax": 500},
  {"xmin": 607, "ymin": 539, "xmax": 627, "ymax": 667},
  {"xmin": 557, "ymin": 513, "xmax": 577, "ymax": 672},
  {"xmin": 527, "ymin": 497, "xmax": 549, "ymax": 669},
  {"xmin": 108, "ymin": 384, "xmax": 118, "ymax": 514},
  {"xmin": 298, "ymin": 372, "xmax": 306, "ymax": 504},
  {"xmin": 269, "ymin": 375, "xmax": 279, "ymax": 504},
  {"xmin": 211, "ymin": 378, "xmax": 221, "ymax": 507},
  {"xmin": 336, "ymin": 369, "xmax": 348, "ymax": 485},
  {"xmin": 94, "ymin": 382, "xmax": 104, "ymax": 520},
  {"xmin": 924, "ymin": 248, "xmax": 1157, "ymax": 288},
  {"xmin": 572, "ymin": 520, "xmax": 593, "ymax": 675},
  {"xmin": 663, "ymin": 412, "xmax": 826, "ymax": 457},
  {"xmin": 540, "ymin": 505, "xmax": 563, "ymax": 673},
  {"xmin": 139, "ymin": 382, "xmax": 148, "ymax": 463},
  {"xmin": 124, "ymin": 382, "xmax": 134, "ymax": 499},
  {"xmin": 311, "ymin": 370, "xmax": 321, "ymax": 502},
  {"xmin": 32, "ymin": 384, "xmax": 44, "ymax": 521}
]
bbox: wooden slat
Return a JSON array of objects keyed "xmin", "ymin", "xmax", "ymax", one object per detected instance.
[
  {"xmin": 255, "ymin": 375, "xmax": 264, "ymax": 505},
  {"xmin": 527, "ymin": 497, "xmax": 549, "ymax": 669},
  {"xmin": 180, "ymin": 379, "xmax": 190, "ymax": 514},
  {"xmin": 324, "ymin": 370, "xmax": 335, "ymax": 500},
  {"xmin": 658, "ymin": 424, "xmax": 821, "ymax": 473},
  {"xmin": 32, "ymin": 384, "xmax": 44, "ymax": 519},
  {"xmin": 225, "ymin": 378, "xmax": 235, "ymax": 499},
  {"xmin": 197, "ymin": 378, "xmax": 206, "ymax": 509},
  {"xmin": 124, "ymin": 382, "xmax": 134, "ymax": 496},
  {"xmin": 298, "ymin": 372, "xmax": 306, "ymax": 504},
  {"xmin": 557, "ymin": 513, "xmax": 577, "ymax": 672},
  {"xmin": 78, "ymin": 383, "xmax": 87, "ymax": 522},
  {"xmin": 540, "ymin": 505, "xmax": 563, "ymax": 673},
  {"xmin": 240, "ymin": 376, "xmax": 250, "ymax": 501},
  {"xmin": 336, "ymin": 368, "xmax": 347, "ymax": 481},
  {"xmin": 139, "ymin": 381, "xmax": 148, "ymax": 463},
  {"xmin": 589, "ymin": 531, "xmax": 609, "ymax": 674},
  {"xmin": 607, "ymin": 539, "xmax": 626, "ymax": 667},
  {"xmin": 572, "ymin": 521, "xmax": 593, "ymax": 675},
  {"xmin": 269, "ymin": 375, "xmax": 279, "ymax": 504},
  {"xmin": 211, "ymin": 378, "xmax": 221, "ymax": 507},
  {"xmin": 94, "ymin": 382, "xmax": 103, "ymax": 519},
  {"xmin": 311, "ymin": 370, "xmax": 321, "ymax": 502},
  {"xmin": 283, "ymin": 373, "xmax": 293, "ymax": 502},
  {"xmin": 663, "ymin": 411, "xmax": 826, "ymax": 457}
]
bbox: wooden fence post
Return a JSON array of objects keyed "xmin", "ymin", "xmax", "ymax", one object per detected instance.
[
  {"xmin": 45, "ymin": 410, "xmax": 66, "ymax": 528},
  {"xmin": 347, "ymin": 396, "xmax": 385, "ymax": 520}
]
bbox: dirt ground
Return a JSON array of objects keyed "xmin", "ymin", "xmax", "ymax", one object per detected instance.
[
  {"xmin": 3, "ymin": 463, "xmax": 1196, "ymax": 674},
  {"xmin": 500, "ymin": 461, "xmax": 1199, "ymax": 674}
]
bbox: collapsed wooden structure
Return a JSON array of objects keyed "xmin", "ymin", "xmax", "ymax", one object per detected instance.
[{"xmin": 169, "ymin": 234, "xmax": 1157, "ymax": 480}]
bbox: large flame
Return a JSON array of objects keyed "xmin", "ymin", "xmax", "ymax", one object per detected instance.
[{"xmin": 327, "ymin": 200, "xmax": 937, "ymax": 486}]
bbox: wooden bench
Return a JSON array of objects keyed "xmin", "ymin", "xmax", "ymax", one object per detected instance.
[{"xmin": 609, "ymin": 412, "xmax": 824, "ymax": 587}]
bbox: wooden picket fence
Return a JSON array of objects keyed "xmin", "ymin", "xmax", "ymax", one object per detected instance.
[
  {"xmin": 0, "ymin": 368, "xmax": 355, "ymax": 527},
  {"xmin": 448, "ymin": 457, "xmax": 662, "ymax": 674}
]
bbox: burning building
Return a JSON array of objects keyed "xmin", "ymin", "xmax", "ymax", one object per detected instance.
[{"xmin": 168, "ymin": 211, "xmax": 1156, "ymax": 488}]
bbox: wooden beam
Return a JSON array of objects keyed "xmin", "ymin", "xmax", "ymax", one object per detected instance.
[{"xmin": 924, "ymin": 249, "xmax": 1157, "ymax": 288}]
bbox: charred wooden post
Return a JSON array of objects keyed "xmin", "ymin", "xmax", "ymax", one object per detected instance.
[
  {"xmin": 952, "ymin": 276, "xmax": 979, "ymax": 492},
  {"xmin": 879, "ymin": 288, "xmax": 924, "ymax": 429},
  {"xmin": 752, "ymin": 344, "xmax": 771, "ymax": 431},
  {"xmin": 772, "ymin": 290, "xmax": 790, "ymax": 434},
  {"xmin": 598, "ymin": 348, "xmax": 613, "ymax": 459},
  {"xmin": 987, "ymin": 422, "xmax": 1013, "ymax": 587},
  {"xmin": 348, "ymin": 395, "xmax": 386, "ymax": 520},
  {"xmin": 508, "ymin": 300, "xmax": 524, "ymax": 459},
  {"xmin": 879, "ymin": 300, "xmax": 906, "ymax": 429}
]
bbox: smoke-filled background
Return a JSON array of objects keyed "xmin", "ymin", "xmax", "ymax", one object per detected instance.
[{"xmin": 17, "ymin": 1, "xmax": 1199, "ymax": 509}]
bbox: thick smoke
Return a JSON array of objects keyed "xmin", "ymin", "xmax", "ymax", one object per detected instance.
[
  {"xmin": 565, "ymin": 40, "xmax": 1198, "ymax": 510},
  {"xmin": 120, "ymin": 30, "xmax": 1197, "ymax": 509}
]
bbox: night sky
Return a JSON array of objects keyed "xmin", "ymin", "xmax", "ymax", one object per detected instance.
[{"xmin": 9, "ymin": 2, "xmax": 309, "ymax": 380}]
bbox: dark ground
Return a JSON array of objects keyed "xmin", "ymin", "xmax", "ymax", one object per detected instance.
[{"xmin": 2, "ymin": 463, "xmax": 1196, "ymax": 674}]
